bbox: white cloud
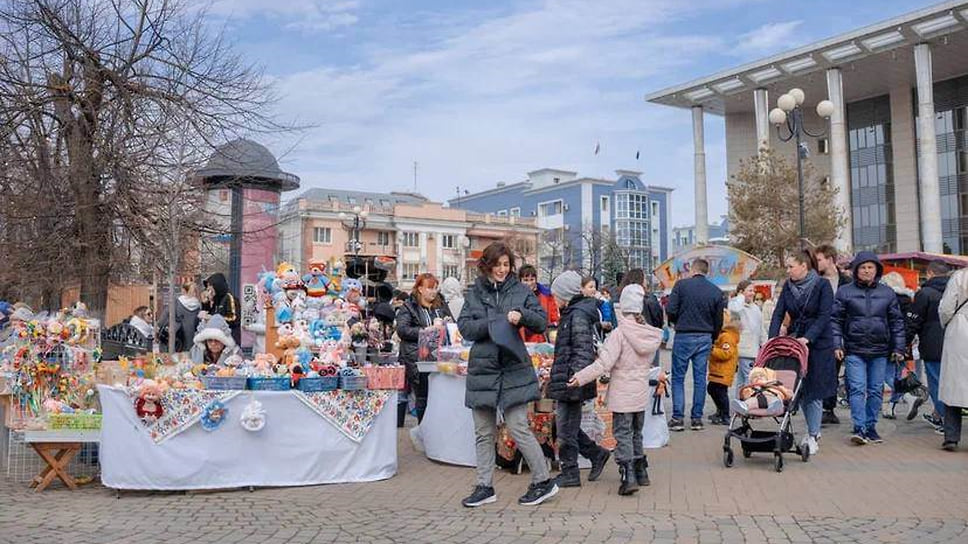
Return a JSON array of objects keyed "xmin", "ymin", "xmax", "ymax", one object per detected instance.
[
  {"xmin": 734, "ymin": 21, "xmax": 803, "ymax": 55},
  {"xmin": 208, "ymin": 0, "xmax": 359, "ymax": 32}
]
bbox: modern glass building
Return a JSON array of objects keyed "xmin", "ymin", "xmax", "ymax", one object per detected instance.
[{"xmin": 646, "ymin": 1, "xmax": 968, "ymax": 256}]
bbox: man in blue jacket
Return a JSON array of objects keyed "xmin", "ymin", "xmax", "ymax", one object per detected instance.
[
  {"xmin": 666, "ymin": 258, "xmax": 726, "ymax": 432},
  {"xmin": 831, "ymin": 252, "xmax": 907, "ymax": 445}
]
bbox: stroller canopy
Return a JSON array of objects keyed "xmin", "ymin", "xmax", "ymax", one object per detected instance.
[{"xmin": 755, "ymin": 336, "xmax": 808, "ymax": 376}]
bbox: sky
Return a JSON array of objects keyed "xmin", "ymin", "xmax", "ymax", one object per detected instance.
[{"xmin": 208, "ymin": 0, "xmax": 939, "ymax": 227}]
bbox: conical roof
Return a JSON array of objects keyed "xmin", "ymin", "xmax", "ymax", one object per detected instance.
[{"xmin": 196, "ymin": 139, "xmax": 300, "ymax": 191}]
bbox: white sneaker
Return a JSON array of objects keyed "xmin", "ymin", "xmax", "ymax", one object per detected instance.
[{"xmin": 801, "ymin": 435, "xmax": 819, "ymax": 455}]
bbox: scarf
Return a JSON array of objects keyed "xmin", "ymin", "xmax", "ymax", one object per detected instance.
[{"xmin": 787, "ymin": 269, "xmax": 820, "ymax": 309}]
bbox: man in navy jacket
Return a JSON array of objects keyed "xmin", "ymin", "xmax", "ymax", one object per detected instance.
[
  {"xmin": 666, "ymin": 258, "xmax": 726, "ymax": 432},
  {"xmin": 831, "ymin": 252, "xmax": 907, "ymax": 445}
]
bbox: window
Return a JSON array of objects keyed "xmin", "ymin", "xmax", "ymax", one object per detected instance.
[
  {"xmin": 818, "ymin": 138, "xmax": 829, "ymax": 154},
  {"xmin": 377, "ymin": 231, "xmax": 391, "ymax": 246},
  {"xmin": 347, "ymin": 197, "xmax": 357, "ymax": 204},
  {"xmin": 441, "ymin": 234, "xmax": 455, "ymax": 249},
  {"xmin": 651, "ymin": 201, "xmax": 659, "ymax": 217},
  {"xmin": 402, "ymin": 262, "xmax": 420, "ymax": 280},
  {"xmin": 553, "ymin": 177, "xmax": 560, "ymax": 184},
  {"xmin": 380, "ymin": 199, "xmax": 390, "ymax": 207},
  {"xmin": 313, "ymin": 227, "xmax": 332, "ymax": 244},
  {"xmin": 402, "ymin": 232, "xmax": 419, "ymax": 247},
  {"xmin": 497, "ymin": 210, "xmax": 508, "ymax": 217},
  {"xmin": 538, "ymin": 200, "xmax": 563, "ymax": 216},
  {"xmin": 442, "ymin": 264, "xmax": 460, "ymax": 279},
  {"xmin": 509, "ymin": 207, "xmax": 521, "ymax": 217},
  {"xmin": 601, "ymin": 196, "xmax": 610, "ymax": 213}
]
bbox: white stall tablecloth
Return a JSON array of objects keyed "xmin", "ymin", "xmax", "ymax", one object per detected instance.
[
  {"xmin": 418, "ymin": 372, "xmax": 477, "ymax": 466},
  {"xmin": 98, "ymin": 386, "xmax": 397, "ymax": 490}
]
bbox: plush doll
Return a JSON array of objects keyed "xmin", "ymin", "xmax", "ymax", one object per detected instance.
[
  {"xmin": 135, "ymin": 380, "xmax": 166, "ymax": 423},
  {"xmin": 253, "ymin": 353, "xmax": 278, "ymax": 376},
  {"xmin": 319, "ymin": 339, "xmax": 344, "ymax": 366},
  {"xmin": 276, "ymin": 262, "xmax": 301, "ymax": 287},
  {"xmin": 275, "ymin": 335, "xmax": 302, "ymax": 374},
  {"xmin": 324, "ymin": 311, "xmax": 344, "ymax": 341},
  {"xmin": 329, "ymin": 259, "xmax": 344, "ymax": 293},
  {"xmin": 341, "ymin": 278, "xmax": 366, "ymax": 313},
  {"xmin": 731, "ymin": 367, "xmax": 794, "ymax": 417},
  {"xmin": 303, "ymin": 261, "xmax": 331, "ymax": 298}
]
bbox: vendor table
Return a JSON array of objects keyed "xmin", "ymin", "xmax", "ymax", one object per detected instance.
[
  {"xmin": 419, "ymin": 372, "xmax": 476, "ymax": 466},
  {"xmin": 22, "ymin": 430, "xmax": 100, "ymax": 492},
  {"xmin": 98, "ymin": 386, "xmax": 397, "ymax": 490}
]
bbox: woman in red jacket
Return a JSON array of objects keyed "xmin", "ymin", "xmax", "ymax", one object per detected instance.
[{"xmin": 519, "ymin": 265, "xmax": 558, "ymax": 343}]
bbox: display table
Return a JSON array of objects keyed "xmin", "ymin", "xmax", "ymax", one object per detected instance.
[
  {"xmin": 98, "ymin": 386, "xmax": 397, "ymax": 490},
  {"xmin": 22, "ymin": 430, "xmax": 100, "ymax": 492},
  {"xmin": 419, "ymin": 372, "xmax": 476, "ymax": 466}
]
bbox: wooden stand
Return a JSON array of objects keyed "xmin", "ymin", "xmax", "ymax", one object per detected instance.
[
  {"xmin": 29, "ymin": 442, "xmax": 82, "ymax": 492},
  {"xmin": 264, "ymin": 302, "xmax": 284, "ymax": 361}
]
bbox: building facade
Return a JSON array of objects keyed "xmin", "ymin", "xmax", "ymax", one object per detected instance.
[
  {"xmin": 450, "ymin": 169, "xmax": 673, "ymax": 283},
  {"xmin": 277, "ymin": 189, "xmax": 540, "ymax": 290},
  {"xmin": 647, "ymin": 1, "xmax": 968, "ymax": 256},
  {"xmin": 672, "ymin": 216, "xmax": 731, "ymax": 252}
]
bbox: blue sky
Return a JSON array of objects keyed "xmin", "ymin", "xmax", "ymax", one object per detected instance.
[{"xmin": 210, "ymin": 0, "xmax": 937, "ymax": 226}]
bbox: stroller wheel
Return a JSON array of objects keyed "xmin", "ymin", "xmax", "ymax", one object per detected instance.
[
  {"xmin": 723, "ymin": 448, "xmax": 734, "ymax": 468},
  {"xmin": 801, "ymin": 445, "xmax": 810, "ymax": 463},
  {"xmin": 774, "ymin": 453, "xmax": 784, "ymax": 473},
  {"xmin": 742, "ymin": 448, "xmax": 752, "ymax": 458}
]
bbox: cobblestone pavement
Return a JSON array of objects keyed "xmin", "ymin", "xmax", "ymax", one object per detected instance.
[{"xmin": 2, "ymin": 356, "xmax": 967, "ymax": 543}]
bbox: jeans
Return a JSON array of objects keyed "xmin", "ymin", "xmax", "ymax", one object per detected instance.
[
  {"xmin": 671, "ymin": 333, "xmax": 712, "ymax": 420},
  {"xmin": 735, "ymin": 357, "xmax": 755, "ymax": 397},
  {"xmin": 611, "ymin": 411, "xmax": 645, "ymax": 463},
  {"xmin": 943, "ymin": 404, "xmax": 963, "ymax": 444},
  {"xmin": 924, "ymin": 361, "xmax": 945, "ymax": 416},
  {"xmin": 472, "ymin": 404, "xmax": 550, "ymax": 486},
  {"xmin": 800, "ymin": 398, "xmax": 823, "ymax": 437},
  {"xmin": 845, "ymin": 355, "xmax": 888, "ymax": 431},
  {"xmin": 707, "ymin": 382, "xmax": 729, "ymax": 417},
  {"xmin": 556, "ymin": 401, "xmax": 601, "ymax": 470}
]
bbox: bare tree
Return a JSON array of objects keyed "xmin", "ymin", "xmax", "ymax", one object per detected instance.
[
  {"xmin": 0, "ymin": 0, "xmax": 288, "ymax": 317},
  {"xmin": 728, "ymin": 150, "xmax": 845, "ymax": 276}
]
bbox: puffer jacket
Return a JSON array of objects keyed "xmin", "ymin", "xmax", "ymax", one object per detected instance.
[
  {"xmin": 459, "ymin": 275, "xmax": 547, "ymax": 410},
  {"xmin": 521, "ymin": 284, "xmax": 558, "ymax": 343},
  {"xmin": 547, "ymin": 295, "xmax": 601, "ymax": 403},
  {"xmin": 572, "ymin": 317, "xmax": 663, "ymax": 413},
  {"xmin": 728, "ymin": 294, "xmax": 763, "ymax": 359},
  {"xmin": 831, "ymin": 252, "xmax": 906, "ymax": 358},
  {"xmin": 708, "ymin": 326, "xmax": 740, "ymax": 386},
  {"xmin": 907, "ymin": 276, "xmax": 948, "ymax": 362},
  {"xmin": 396, "ymin": 295, "xmax": 453, "ymax": 366}
]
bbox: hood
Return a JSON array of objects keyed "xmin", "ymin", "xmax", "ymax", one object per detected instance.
[
  {"xmin": 178, "ymin": 295, "xmax": 201, "ymax": 311},
  {"xmin": 561, "ymin": 295, "xmax": 599, "ymax": 321},
  {"xmin": 205, "ymin": 273, "xmax": 230, "ymax": 298},
  {"xmin": 924, "ymin": 276, "xmax": 949, "ymax": 292},
  {"xmin": 615, "ymin": 317, "xmax": 663, "ymax": 356},
  {"xmin": 440, "ymin": 277, "xmax": 463, "ymax": 300},
  {"xmin": 717, "ymin": 326, "xmax": 741, "ymax": 346},
  {"xmin": 193, "ymin": 314, "xmax": 236, "ymax": 349},
  {"xmin": 850, "ymin": 251, "xmax": 883, "ymax": 286}
]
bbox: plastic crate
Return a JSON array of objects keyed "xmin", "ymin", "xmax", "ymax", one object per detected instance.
[
  {"xmin": 247, "ymin": 376, "xmax": 292, "ymax": 391},
  {"xmin": 297, "ymin": 376, "xmax": 339, "ymax": 392},
  {"xmin": 47, "ymin": 413, "xmax": 103, "ymax": 430},
  {"xmin": 339, "ymin": 374, "xmax": 369, "ymax": 391},
  {"xmin": 200, "ymin": 375, "xmax": 248, "ymax": 391}
]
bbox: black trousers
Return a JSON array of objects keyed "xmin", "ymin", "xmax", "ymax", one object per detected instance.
[
  {"xmin": 823, "ymin": 357, "xmax": 844, "ymax": 411},
  {"xmin": 944, "ymin": 404, "xmax": 963, "ymax": 444},
  {"xmin": 707, "ymin": 382, "xmax": 730, "ymax": 417},
  {"xmin": 556, "ymin": 400, "xmax": 602, "ymax": 470}
]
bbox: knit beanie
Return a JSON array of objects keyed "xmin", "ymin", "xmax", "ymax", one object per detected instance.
[
  {"xmin": 619, "ymin": 284, "xmax": 645, "ymax": 315},
  {"xmin": 551, "ymin": 271, "xmax": 583, "ymax": 301}
]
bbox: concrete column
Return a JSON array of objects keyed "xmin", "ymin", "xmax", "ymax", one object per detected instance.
[
  {"xmin": 753, "ymin": 89, "xmax": 770, "ymax": 152},
  {"xmin": 826, "ymin": 68, "xmax": 853, "ymax": 253},
  {"xmin": 914, "ymin": 43, "xmax": 943, "ymax": 253},
  {"xmin": 889, "ymin": 86, "xmax": 922, "ymax": 252},
  {"xmin": 692, "ymin": 106, "xmax": 709, "ymax": 244}
]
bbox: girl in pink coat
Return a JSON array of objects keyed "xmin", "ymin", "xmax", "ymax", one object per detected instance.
[{"xmin": 568, "ymin": 284, "xmax": 663, "ymax": 496}]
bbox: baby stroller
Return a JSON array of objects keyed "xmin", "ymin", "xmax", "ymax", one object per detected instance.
[{"xmin": 722, "ymin": 336, "xmax": 809, "ymax": 473}]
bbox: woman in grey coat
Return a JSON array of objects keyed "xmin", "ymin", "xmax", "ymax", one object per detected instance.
[{"xmin": 457, "ymin": 242, "xmax": 558, "ymax": 508}]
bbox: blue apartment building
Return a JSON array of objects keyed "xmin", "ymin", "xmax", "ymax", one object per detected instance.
[{"xmin": 450, "ymin": 168, "xmax": 673, "ymax": 283}]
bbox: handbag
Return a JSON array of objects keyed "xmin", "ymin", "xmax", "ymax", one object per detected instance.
[{"xmin": 893, "ymin": 366, "xmax": 923, "ymax": 396}]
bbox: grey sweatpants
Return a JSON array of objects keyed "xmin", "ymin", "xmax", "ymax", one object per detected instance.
[
  {"xmin": 611, "ymin": 411, "xmax": 645, "ymax": 463},
  {"xmin": 473, "ymin": 404, "xmax": 550, "ymax": 486}
]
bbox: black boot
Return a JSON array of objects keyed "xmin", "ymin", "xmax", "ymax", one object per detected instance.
[
  {"xmin": 553, "ymin": 466, "xmax": 581, "ymax": 488},
  {"xmin": 633, "ymin": 456, "xmax": 650, "ymax": 486},
  {"xmin": 618, "ymin": 461, "xmax": 639, "ymax": 496},
  {"xmin": 588, "ymin": 447, "xmax": 610, "ymax": 482}
]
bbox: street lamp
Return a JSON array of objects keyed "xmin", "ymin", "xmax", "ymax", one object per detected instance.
[
  {"xmin": 769, "ymin": 88, "xmax": 834, "ymax": 248},
  {"xmin": 339, "ymin": 206, "xmax": 369, "ymax": 259}
]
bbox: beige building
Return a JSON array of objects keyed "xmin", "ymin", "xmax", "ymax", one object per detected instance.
[
  {"xmin": 278, "ymin": 189, "xmax": 540, "ymax": 289},
  {"xmin": 647, "ymin": 1, "xmax": 968, "ymax": 255}
]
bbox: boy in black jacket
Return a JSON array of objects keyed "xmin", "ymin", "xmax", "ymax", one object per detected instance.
[{"xmin": 907, "ymin": 261, "xmax": 950, "ymax": 427}]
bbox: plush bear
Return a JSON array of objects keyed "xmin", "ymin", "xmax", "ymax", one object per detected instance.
[{"xmin": 303, "ymin": 261, "xmax": 331, "ymax": 298}]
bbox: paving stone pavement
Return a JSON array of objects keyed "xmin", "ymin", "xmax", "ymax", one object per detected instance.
[{"xmin": 2, "ymin": 354, "xmax": 967, "ymax": 543}]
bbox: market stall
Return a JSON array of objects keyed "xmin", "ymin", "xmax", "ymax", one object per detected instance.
[{"xmin": 98, "ymin": 385, "xmax": 396, "ymax": 490}]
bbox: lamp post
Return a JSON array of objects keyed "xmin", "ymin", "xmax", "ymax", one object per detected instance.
[
  {"xmin": 769, "ymin": 89, "xmax": 835, "ymax": 248},
  {"xmin": 339, "ymin": 206, "xmax": 369, "ymax": 275}
]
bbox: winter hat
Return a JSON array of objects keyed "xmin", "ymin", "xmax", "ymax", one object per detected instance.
[
  {"xmin": 193, "ymin": 314, "xmax": 235, "ymax": 350},
  {"xmin": 619, "ymin": 284, "xmax": 645, "ymax": 314},
  {"xmin": 551, "ymin": 271, "xmax": 583, "ymax": 301}
]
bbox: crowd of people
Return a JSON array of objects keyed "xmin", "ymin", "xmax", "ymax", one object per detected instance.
[{"xmin": 2, "ymin": 239, "xmax": 965, "ymax": 507}]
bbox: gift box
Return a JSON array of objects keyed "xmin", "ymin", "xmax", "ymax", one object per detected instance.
[{"xmin": 363, "ymin": 365, "xmax": 405, "ymax": 390}]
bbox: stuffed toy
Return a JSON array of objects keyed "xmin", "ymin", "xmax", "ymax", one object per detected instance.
[
  {"xmin": 319, "ymin": 339, "xmax": 344, "ymax": 366},
  {"xmin": 135, "ymin": 379, "xmax": 166, "ymax": 423},
  {"xmin": 309, "ymin": 318, "xmax": 329, "ymax": 347},
  {"xmin": 329, "ymin": 259, "xmax": 344, "ymax": 293},
  {"xmin": 731, "ymin": 367, "xmax": 793, "ymax": 417},
  {"xmin": 276, "ymin": 262, "xmax": 302, "ymax": 287},
  {"xmin": 240, "ymin": 399, "xmax": 266, "ymax": 432},
  {"xmin": 303, "ymin": 261, "xmax": 331, "ymax": 298},
  {"xmin": 275, "ymin": 335, "xmax": 302, "ymax": 374},
  {"xmin": 252, "ymin": 353, "xmax": 278, "ymax": 376}
]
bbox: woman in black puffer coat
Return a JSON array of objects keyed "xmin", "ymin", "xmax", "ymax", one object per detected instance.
[
  {"xmin": 457, "ymin": 242, "xmax": 558, "ymax": 508},
  {"xmin": 396, "ymin": 273, "xmax": 453, "ymax": 423}
]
